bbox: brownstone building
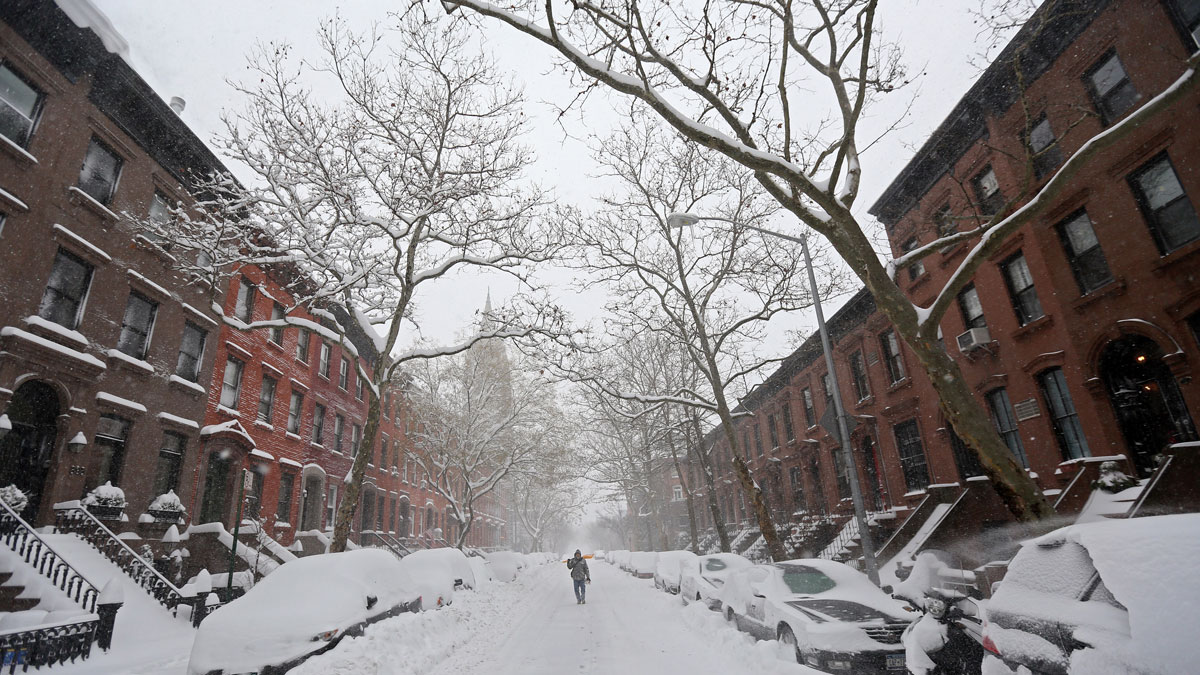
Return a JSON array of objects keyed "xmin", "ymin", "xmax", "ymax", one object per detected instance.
[
  {"xmin": 685, "ymin": 0, "xmax": 1200, "ymax": 564},
  {"xmin": 0, "ymin": 0, "xmax": 224, "ymax": 525}
]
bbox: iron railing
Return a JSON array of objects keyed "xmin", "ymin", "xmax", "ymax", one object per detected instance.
[
  {"xmin": 362, "ymin": 531, "xmax": 412, "ymax": 558},
  {"xmin": 53, "ymin": 504, "xmax": 221, "ymax": 623},
  {"xmin": 0, "ymin": 617, "xmax": 98, "ymax": 673},
  {"xmin": 0, "ymin": 500, "xmax": 98, "ymax": 613}
]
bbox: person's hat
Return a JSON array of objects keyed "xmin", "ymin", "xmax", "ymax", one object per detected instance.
[{"xmin": 575, "ymin": 549, "xmax": 581, "ymax": 555}]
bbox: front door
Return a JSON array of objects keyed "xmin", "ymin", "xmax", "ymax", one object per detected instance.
[
  {"xmin": 199, "ymin": 452, "xmax": 232, "ymax": 523},
  {"xmin": 300, "ymin": 475, "xmax": 322, "ymax": 530},
  {"xmin": 0, "ymin": 381, "xmax": 60, "ymax": 520},
  {"xmin": 1100, "ymin": 335, "xmax": 1197, "ymax": 474}
]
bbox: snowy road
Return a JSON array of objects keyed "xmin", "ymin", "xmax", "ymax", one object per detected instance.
[{"xmin": 299, "ymin": 558, "xmax": 818, "ymax": 675}]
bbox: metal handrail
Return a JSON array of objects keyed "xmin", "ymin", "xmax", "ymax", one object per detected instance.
[
  {"xmin": 53, "ymin": 504, "xmax": 186, "ymax": 611},
  {"xmin": 0, "ymin": 616, "xmax": 98, "ymax": 673},
  {"xmin": 0, "ymin": 500, "xmax": 99, "ymax": 613}
]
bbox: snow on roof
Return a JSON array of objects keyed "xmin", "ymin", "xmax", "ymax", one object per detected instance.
[
  {"xmin": 96, "ymin": 391, "xmax": 147, "ymax": 413},
  {"xmin": 199, "ymin": 419, "xmax": 255, "ymax": 448},
  {"xmin": 156, "ymin": 411, "xmax": 200, "ymax": 430},
  {"xmin": 0, "ymin": 327, "xmax": 106, "ymax": 370}
]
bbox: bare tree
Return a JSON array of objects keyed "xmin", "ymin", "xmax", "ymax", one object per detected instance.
[
  {"xmin": 513, "ymin": 472, "xmax": 588, "ymax": 552},
  {"xmin": 407, "ymin": 336, "xmax": 571, "ymax": 549},
  {"xmin": 546, "ymin": 117, "xmax": 832, "ymax": 560},
  {"xmin": 442, "ymin": 0, "xmax": 1200, "ymax": 522},
  {"xmin": 130, "ymin": 12, "xmax": 563, "ymax": 551}
]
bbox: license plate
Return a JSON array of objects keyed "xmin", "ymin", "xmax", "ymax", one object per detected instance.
[{"xmin": 886, "ymin": 653, "xmax": 906, "ymax": 670}]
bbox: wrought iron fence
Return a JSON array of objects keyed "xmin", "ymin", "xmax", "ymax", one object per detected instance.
[
  {"xmin": 53, "ymin": 504, "xmax": 223, "ymax": 622},
  {"xmin": 0, "ymin": 617, "xmax": 97, "ymax": 673},
  {"xmin": 0, "ymin": 500, "xmax": 98, "ymax": 613}
]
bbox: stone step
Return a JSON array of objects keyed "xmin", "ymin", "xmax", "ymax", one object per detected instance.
[{"xmin": 0, "ymin": 581, "xmax": 40, "ymax": 612}]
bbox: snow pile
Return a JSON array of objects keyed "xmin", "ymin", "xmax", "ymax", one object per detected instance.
[
  {"xmin": 1091, "ymin": 461, "xmax": 1138, "ymax": 493},
  {"xmin": 0, "ymin": 484, "xmax": 29, "ymax": 513},
  {"xmin": 396, "ymin": 550, "xmax": 459, "ymax": 608},
  {"xmin": 82, "ymin": 481, "xmax": 126, "ymax": 508},
  {"xmin": 189, "ymin": 549, "xmax": 420, "ymax": 675},
  {"xmin": 148, "ymin": 490, "xmax": 185, "ymax": 513},
  {"xmin": 653, "ymin": 549, "xmax": 698, "ymax": 588},
  {"xmin": 484, "ymin": 551, "xmax": 525, "ymax": 582}
]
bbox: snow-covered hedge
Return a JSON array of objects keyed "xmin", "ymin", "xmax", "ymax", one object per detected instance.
[
  {"xmin": 83, "ymin": 481, "xmax": 127, "ymax": 508},
  {"xmin": 0, "ymin": 484, "xmax": 29, "ymax": 513}
]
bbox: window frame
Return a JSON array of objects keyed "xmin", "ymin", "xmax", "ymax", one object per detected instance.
[
  {"xmin": 801, "ymin": 387, "xmax": 816, "ymax": 427},
  {"xmin": 319, "ymin": 342, "xmax": 332, "ymax": 379},
  {"xmin": 901, "ymin": 236, "xmax": 925, "ymax": 280},
  {"xmin": 958, "ymin": 283, "xmax": 987, "ymax": 330},
  {"xmin": 972, "ymin": 166, "xmax": 1003, "ymax": 217},
  {"xmin": 893, "ymin": 419, "xmax": 930, "ymax": 492},
  {"xmin": 234, "ymin": 278, "xmax": 257, "ymax": 323},
  {"xmin": 116, "ymin": 291, "xmax": 158, "ymax": 359},
  {"xmin": 1083, "ymin": 50, "xmax": 1139, "ymax": 125},
  {"xmin": 1039, "ymin": 367, "xmax": 1091, "ymax": 461},
  {"xmin": 880, "ymin": 329, "xmax": 907, "ymax": 384},
  {"xmin": 782, "ymin": 404, "xmax": 795, "ymax": 441},
  {"xmin": 153, "ymin": 431, "xmax": 186, "ymax": 496},
  {"xmin": 333, "ymin": 413, "xmax": 345, "ymax": 453},
  {"xmin": 77, "ymin": 136, "xmax": 123, "ymax": 205},
  {"xmin": 39, "ymin": 248, "xmax": 94, "ymax": 330},
  {"xmin": 986, "ymin": 388, "xmax": 1029, "ymax": 468},
  {"xmin": 1055, "ymin": 209, "xmax": 1114, "ymax": 294},
  {"xmin": 1000, "ymin": 252, "xmax": 1044, "ymax": 326},
  {"xmin": 339, "ymin": 357, "xmax": 350, "ymax": 390},
  {"xmin": 1027, "ymin": 114, "xmax": 1063, "ymax": 179},
  {"xmin": 220, "ymin": 356, "xmax": 244, "ymax": 409},
  {"xmin": 268, "ymin": 302, "xmax": 285, "ymax": 345},
  {"xmin": 287, "ymin": 391, "xmax": 304, "ymax": 434},
  {"xmin": 1128, "ymin": 152, "xmax": 1200, "ymax": 255},
  {"xmin": 175, "ymin": 321, "xmax": 207, "ymax": 382},
  {"xmin": 0, "ymin": 61, "xmax": 45, "ymax": 148},
  {"xmin": 277, "ymin": 471, "xmax": 296, "ymax": 524},
  {"xmin": 295, "ymin": 327, "xmax": 311, "ymax": 363},
  {"xmin": 312, "ymin": 403, "xmax": 326, "ymax": 445},
  {"xmin": 258, "ymin": 375, "xmax": 277, "ymax": 424},
  {"xmin": 849, "ymin": 351, "xmax": 870, "ymax": 402}
]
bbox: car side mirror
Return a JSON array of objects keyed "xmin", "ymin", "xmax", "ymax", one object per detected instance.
[{"xmin": 366, "ymin": 594, "xmax": 378, "ymax": 610}]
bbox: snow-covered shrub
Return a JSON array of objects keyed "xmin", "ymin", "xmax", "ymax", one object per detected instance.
[
  {"xmin": 1092, "ymin": 461, "xmax": 1138, "ymax": 493},
  {"xmin": 148, "ymin": 490, "xmax": 186, "ymax": 521},
  {"xmin": 0, "ymin": 484, "xmax": 29, "ymax": 513},
  {"xmin": 83, "ymin": 482, "xmax": 127, "ymax": 509}
]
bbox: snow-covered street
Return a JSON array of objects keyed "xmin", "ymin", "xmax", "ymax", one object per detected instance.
[{"xmin": 292, "ymin": 559, "xmax": 819, "ymax": 675}]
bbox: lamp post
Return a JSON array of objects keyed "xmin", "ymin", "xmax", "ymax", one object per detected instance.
[{"xmin": 666, "ymin": 213, "xmax": 881, "ymax": 585}]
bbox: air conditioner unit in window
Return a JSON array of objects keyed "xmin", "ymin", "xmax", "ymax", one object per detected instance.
[{"xmin": 957, "ymin": 327, "xmax": 991, "ymax": 352}]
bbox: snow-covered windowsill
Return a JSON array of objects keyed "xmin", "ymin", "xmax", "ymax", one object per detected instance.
[
  {"xmin": 169, "ymin": 375, "xmax": 206, "ymax": 397},
  {"xmin": 0, "ymin": 134, "xmax": 38, "ymax": 166},
  {"xmin": 67, "ymin": 186, "xmax": 119, "ymax": 223}
]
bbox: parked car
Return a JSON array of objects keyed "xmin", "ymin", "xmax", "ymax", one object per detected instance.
[
  {"xmin": 629, "ymin": 551, "xmax": 658, "ymax": 578},
  {"xmin": 983, "ymin": 513, "xmax": 1200, "ymax": 675},
  {"xmin": 680, "ymin": 552, "xmax": 752, "ymax": 610},
  {"xmin": 653, "ymin": 550, "xmax": 699, "ymax": 593},
  {"xmin": 466, "ymin": 555, "xmax": 494, "ymax": 589},
  {"xmin": 397, "ymin": 550, "xmax": 460, "ymax": 608},
  {"xmin": 485, "ymin": 551, "xmax": 526, "ymax": 582},
  {"xmin": 609, "ymin": 549, "xmax": 631, "ymax": 570},
  {"xmin": 405, "ymin": 547, "xmax": 478, "ymax": 589},
  {"xmin": 188, "ymin": 549, "xmax": 421, "ymax": 675},
  {"xmin": 719, "ymin": 559, "xmax": 911, "ymax": 673}
]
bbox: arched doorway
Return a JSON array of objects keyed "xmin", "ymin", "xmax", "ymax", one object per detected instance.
[
  {"xmin": 1099, "ymin": 335, "xmax": 1197, "ymax": 475},
  {"xmin": 0, "ymin": 381, "xmax": 61, "ymax": 519}
]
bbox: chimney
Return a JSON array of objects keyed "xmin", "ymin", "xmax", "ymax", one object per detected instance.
[{"xmin": 169, "ymin": 96, "xmax": 186, "ymax": 115}]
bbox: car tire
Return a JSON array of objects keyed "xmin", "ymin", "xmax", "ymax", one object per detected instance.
[{"xmin": 778, "ymin": 624, "xmax": 802, "ymax": 664}]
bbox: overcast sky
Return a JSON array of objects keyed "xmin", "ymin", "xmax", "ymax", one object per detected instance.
[{"xmin": 88, "ymin": 0, "xmax": 1001, "ymax": 375}]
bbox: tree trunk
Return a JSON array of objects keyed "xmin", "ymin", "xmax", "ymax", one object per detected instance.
[
  {"xmin": 330, "ymin": 385, "xmax": 382, "ymax": 552},
  {"xmin": 666, "ymin": 428, "xmax": 700, "ymax": 552},
  {"xmin": 715, "ymin": 410, "xmax": 787, "ymax": 560},
  {"xmin": 690, "ymin": 417, "xmax": 730, "ymax": 552}
]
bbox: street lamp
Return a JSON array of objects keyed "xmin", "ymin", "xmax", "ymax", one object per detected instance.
[{"xmin": 667, "ymin": 212, "xmax": 881, "ymax": 586}]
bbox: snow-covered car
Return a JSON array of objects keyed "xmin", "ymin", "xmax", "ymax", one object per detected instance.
[
  {"xmin": 719, "ymin": 559, "xmax": 911, "ymax": 672},
  {"xmin": 397, "ymin": 550, "xmax": 460, "ymax": 608},
  {"xmin": 467, "ymin": 555, "xmax": 494, "ymax": 588},
  {"xmin": 653, "ymin": 550, "xmax": 699, "ymax": 593},
  {"xmin": 629, "ymin": 551, "xmax": 658, "ymax": 579},
  {"xmin": 983, "ymin": 513, "xmax": 1200, "ymax": 675},
  {"xmin": 609, "ymin": 549, "xmax": 631, "ymax": 570},
  {"xmin": 594, "ymin": 549, "xmax": 606, "ymax": 561},
  {"xmin": 405, "ymin": 547, "xmax": 478, "ymax": 589},
  {"xmin": 188, "ymin": 549, "xmax": 421, "ymax": 675},
  {"xmin": 485, "ymin": 551, "xmax": 526, "ymax": 582},
  {"xmin": 680, "ymin": 552, "xmax": 752, "ymax": 609}
]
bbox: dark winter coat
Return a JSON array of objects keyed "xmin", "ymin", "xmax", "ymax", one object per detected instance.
[{"xmin": 567, "ymin": 556, "xmax": 590, "ymax": 581}]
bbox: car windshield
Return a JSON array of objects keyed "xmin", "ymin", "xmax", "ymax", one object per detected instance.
[
  {"xmin": 778, "ymin": 566, "xmax": 837, "ymax": 595},
  {"xmin": 705, "ymin": 559, "xmax": 728, "ymax": 572}
]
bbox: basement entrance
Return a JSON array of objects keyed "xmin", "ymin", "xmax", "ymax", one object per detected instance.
[{"xmin": 0, "ymin": 381, "xmax": 60, "ymax": 520}]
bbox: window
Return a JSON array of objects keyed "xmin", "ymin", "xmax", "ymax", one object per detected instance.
[
  {"xmin": 0, "ymin": 63, "xmax": 43, "ymax": 146},
  {"xmin": 287, "ymin": 392, "xmax": 304, "ymax": 434},
  {"xmin": 93, "ymin": 415, "xmax": 130, "ymax": 489},
  {"xmin": 235, "ymin": 278, "xmax": 256, "ymax": 323},
  {"xmin": 220, "ymin": 357, "xmax": 244, "ymax": 409},
  {"xmin": 295, "ymin": 327, "xmax": 311, "ymax": 362},
  {"xmin": 39, "ymin": 249, "xmax": 93, "ymax": 329},
  {"xmin": 352, "ymin": 424, "xmax": 362, "ymax": 458},
  {"xmin": 153, "ymin": 432, "xmax": 186, "ymax": 496},
  {"xmin": 1056, "ymin": 210, "xmax": 1113, "ymax": 294},
  {"xmin": 333, "ymin": 414, "xmax": 345, "ymax": 453},
  {"xmin": 1001, "ymin": 252, "xmax": 1044, "ymax": 325},
  {"xmin": 947, "ymin": 426, "xmax": 985, "ymax": 480},
  {"xmin": 1085, "ymin": 51, "xmax": 1138, "ymax": 124},
  {"xmin": 174, "ymin": 321, "xmax": 207, "ymax": 382},
  {"xmin": 319, "ymin": 342, "xmax": 332, "ymax": 379},
  {"xmin": 972, "ymin": 166, "xmax": 1003, "ymax": 217},
  {"xmin": 782, "ymin": 404, "xmax": 795, "ymax": 442},
  {"xmin": 789, "ymin": 467, "xmax": 805, "ymax": 507},
  {"xmin": 901, "ymin": 237, "xmax": 925, "ymax": 280},
  {"xmin": 673, "ymin": 485, "xmax": 683, "ymax": 501},
  {"xmin": 78, "ymin": 137, "xmax": 122, "ymax": 205},
  {"xmin": 356, "ymin": 377, "xmax": 365, "ymax": 401},
  {"xmin": 1129, "ymin": 153, "xmax": 1200, "ymax": 254},
  {"xmin": 934, "ymin": 204, "xmax": 957, "ymax": 248},
  {"xmin": 326, "ymin": 485, "xmax": 337, "ymax": 529},
  {"xmin": 741, "ymin": 431, "xmax": 751, "ymax": 459},
  {"xmin": 277, "ymin": 472, "xmax": 295, "ymax": 523},
  {"xmin": 1168, "ymin": 0, "xmax": 1200, "ymax": 46},
  {"xmin": 339, "ymin": 357, "xmax": 350, "ymax": 390},
  {"xmin": 381, "ymin": 435, "xmax": 390, "ymax": 469},
  {"xmin": 801, "ymin": 388, "xmax": 816, "ymax": 427},
  {"xmin": 312, "ymin": 403, "xmax": 326, "ymax": 444},
  {"xmin": 834, "ymin": 449, "xmax": 851, "ymax": 500},
  {"xmin": 880, "ymin": 330, "xmax": 906, "ymax": 384},
  {"xmin": 258, "ymin": 375, "xmax": 277, "ymax": 423},
  {"xmin": 1039, "ymin": 368, "xmax": 1091, "ymax": 461},
  {"xmin": 767, "ymin": 414, "xmax": 780, "ymax": 449},
  {"xmin": 958, "ymin": 283, "xmax": 987, "ymax": 330},
  {"xmin": 144, "ymin": 191, "xmax": 173, "ymax": 248},
  {"xmin": 116, "ymin": 291, "xmax": 158, "ymax": 359},
  {"xmin": 893, "ymin": 419, "xmax": 930, "ymax": 492},
  {"xmin": 821, "ymin": 372, "xmax": 833, "ymax": 401},
  {"xmin": 986, "ymin": 388, "xmax": 1029, "ymax": 468},
  {"xmin": 1028, "ymin": 116, "xmax": 1062, "ymax": 179},
  {"xmin": 849, "ymin": 351, "xmax": 870, "ymax": 401},
  {"xmin": 754, "ymin": 425, "xmax": 764, "ymax": 457},
  {"xmin": 269, "ymin": 303, "xmax": 285, "ymax": 345}
]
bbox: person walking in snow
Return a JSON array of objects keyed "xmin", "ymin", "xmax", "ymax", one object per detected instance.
[{"xmin": 567, "ymin": 550, "xmax": 590, "ymax": 604}]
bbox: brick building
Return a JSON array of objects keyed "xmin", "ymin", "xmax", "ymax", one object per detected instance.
[
  {"xmin": 0, "ymin": 0, "xmax": 224, "ymax": 526},
  {"xmin": 684, "ymin": 0, "xmax": 1200, "ymax": 562}
]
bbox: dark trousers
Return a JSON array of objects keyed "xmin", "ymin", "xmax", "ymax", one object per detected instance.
[{"xmin": 573, "ymin": 578, "xmax": 587, "ymax": 602}]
